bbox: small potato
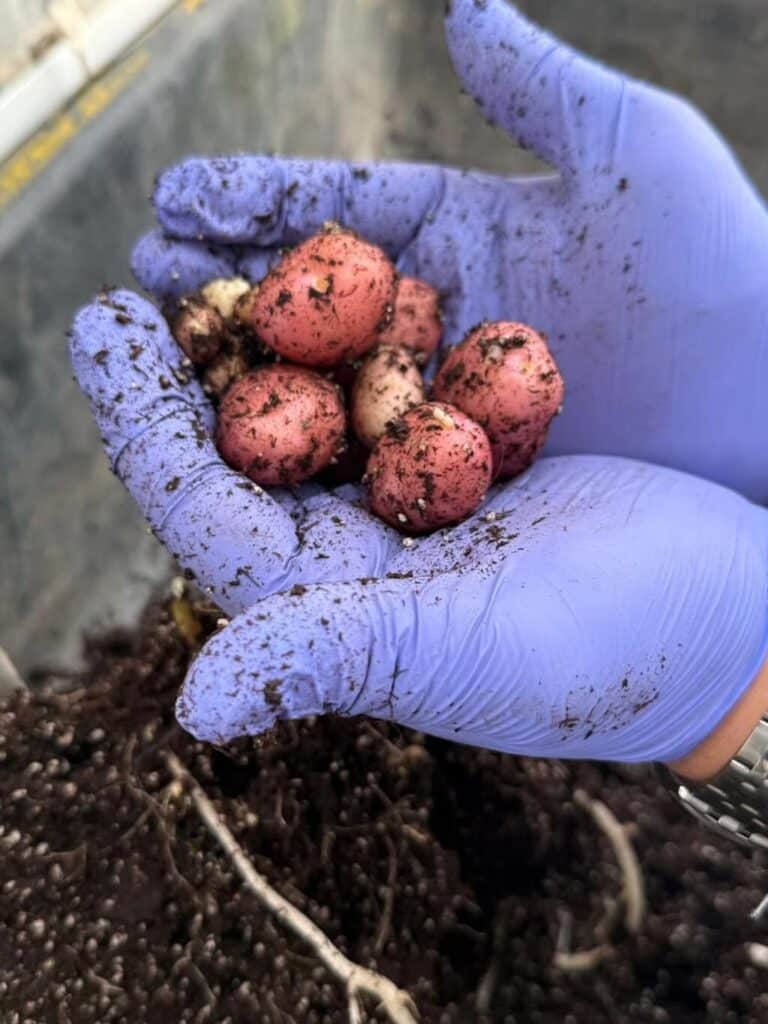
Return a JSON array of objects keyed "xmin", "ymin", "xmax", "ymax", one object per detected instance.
[
  {"xmin": 202, "ymin": 345, "xmax": 250, "ymax": 401},
  {"xmin": 350, "ymin": 346, "xmax": 425, "ymax": 449},
  {"xmin": 216, "ymin": 365, "xmax": 345, "ymax": 486},
  {"xmin": 170, "ymin": 297, "xmax": 226, "ymax": 365},
  {"xmin": 379, "ymin": 276, "xmax": 442, "ymax": 364},
  {"xmin": 365, "ymin": 402, "xmax": 492, "ymax": 533},
  {"xmin": 201, "ymin": 277, "xmax": 251, "ymax": 319},
  {"xmin": 238, "ymin": 227, "xmax": 396, "ymax": 367},
  {"xmin": 433, "ymin": 321, "xmax": 564, "ymax": 479}
]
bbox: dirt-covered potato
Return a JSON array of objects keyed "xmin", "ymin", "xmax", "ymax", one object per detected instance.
[
  {"xmin": 237, "ymin": 226, "xmax": 396, "ymax": 367},
  {"xmin": 379, "ymin": 275, "xmax": 442, "ymax": 364},
  {"xmin": 350, "ymin": 345, "xmax": 425, "ymax": 449},
  {"xmin": 201, "ymin": 346, "xmax": 250, "ymax": 401},
  {"xmin": 433, "ymin": 321, "xmax": 564, "ymax": 479},
  {"xmin": 365, "ymin": 402, "xmax": 492, "ymax": 533},
  {"xmin": 200, "ymin": 277, "xmax": 252, "ymax": 319},
  {"xmin": 216, "ymin": 365, "xmax": 346, "ymax": 486},
  {"xmin": 169, "ymin": 297, "xmax": 227, "ymax": 365}
]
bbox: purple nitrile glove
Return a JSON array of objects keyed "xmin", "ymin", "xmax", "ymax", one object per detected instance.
[
  {"xmin": 175, "ymin": 456, "xmax": 768, "ymax": 762},
  {"xmin": 131, "ymin": 0, "xmax": 768, "ymax": 501},
  {"xmin": 70, "ymin": 0, "xmax": 768, "ymax": 764},
  {"xmin": 70, "ymin": 293, "xmax": 768, "ymax": 764}
]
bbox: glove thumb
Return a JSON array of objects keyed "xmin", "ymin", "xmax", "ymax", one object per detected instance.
[
  {"xmin": 445, "ymin": 0, "xmax": 624, "ymax": 178},
  {"xmin": 176, "ymin": 574, "xmax": 438, "ymax": 745}
]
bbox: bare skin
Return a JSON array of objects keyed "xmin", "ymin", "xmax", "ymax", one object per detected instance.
[{"xmin": 668, "ymin": 656, "xmax": 768, "ymax": 782}]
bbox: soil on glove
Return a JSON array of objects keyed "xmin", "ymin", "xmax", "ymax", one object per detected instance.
[{"xmin": 1, "ymin": 594, "xmax": 767, "ymax": 1024}]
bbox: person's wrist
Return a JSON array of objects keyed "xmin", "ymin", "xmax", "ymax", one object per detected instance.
[{"xmin": 667, "ymin": 654, "xmax": 768, "ymax": 781}]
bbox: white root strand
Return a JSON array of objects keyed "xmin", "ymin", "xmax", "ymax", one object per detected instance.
[
  {"xmin": 553, "ymin": 946, "xmax": 615, "ymax": 973},
  {"xmin": 165, "ymin": 753, "xmax": 419, "ymax": 1024},
  {"xmin": 574, "ymin": 788, "xmax": 646, "ymax": 933},
  {"xmin": 474, "ymin": 960, "xmax": 498, "ymax": 1014},
  {"xmin": 552, "ymin": 906, "xmax": 616, "ymax": 975},
  {"xmin": 347, "ymin": 992, "xmax": 364, "ymax": 1024},
  {"xmin": 750, "ymin": 893, "xmax": 768, "ymax": 921}
]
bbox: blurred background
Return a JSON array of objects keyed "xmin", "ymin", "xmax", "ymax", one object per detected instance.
[{"xmin": 1, "ymin": 0, "xmax": 766, "ymax": 680}]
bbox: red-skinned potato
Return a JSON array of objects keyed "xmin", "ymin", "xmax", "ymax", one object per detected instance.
[
  {"xmin": 433, "ymin": 321, "xmax": 564, "ymax": 479},
  {"xmin": 238, "ymin": 227, "xmax": 396, "ymax": 368},
  {"xmin": 379, "ymin": 276, "xmax": 442, "ymax": 364},
  {"xmin": 365, "ymin": 402, "xmax": 492, "ymax": 533},
  {"xmin": 351, "ymin": 345, "xmax": 425, "ymax": 449},
  {"xmin": 216, "ymin": 365, "xmax": 345, "ymax": 486}
]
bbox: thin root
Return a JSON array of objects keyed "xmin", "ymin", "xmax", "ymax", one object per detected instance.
[
  {"xmin": 87, "ymin": 968, "xmax": 126, "ymax": 999},
  {"xmin": 574, "ymin": 788, "xmax": 646, "ymax": 933},
  {"xmin": 171, "ymin": 956, "xmax": 217, "ymax": 1013},
  {"xmin": 165, "ymin": 752, "xmax": 419, "ymax": 1024},
  {"xmin": 347, "ymin": 992, "xmax": 364, "ymax": 1024},
  {"xmin": 123, "ymin": 738, "xmax": 193, "ymax": 897},
  {"xmin": 374, "ymin": 835, "xmax": 398, "ymax": 956},
  {"xmin": 476, "ymin": 897, "xmax": 512, "ymax": 1015},
  {"xmin": 553, "ymin": 945, "xmax": 615, "ymax": 972}
]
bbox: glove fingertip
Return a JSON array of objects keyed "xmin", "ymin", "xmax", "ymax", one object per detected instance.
[
  {"xmin": 71, "ymin": 289, "xmax": 160, "ymax": 364},
  {"xmin": 131, "ymin": 230, "xmax": 236, "ymax": 300}
]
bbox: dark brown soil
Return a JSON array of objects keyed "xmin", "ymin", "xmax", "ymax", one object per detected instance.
[{"xmin": 1, "ymin": 595, "xmax": 767, "ymax": 1023}]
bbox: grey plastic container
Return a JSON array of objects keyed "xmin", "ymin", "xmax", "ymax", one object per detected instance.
[{"xmin": 1, "ymin": 0, "xmax": 766, "ymax": 679}]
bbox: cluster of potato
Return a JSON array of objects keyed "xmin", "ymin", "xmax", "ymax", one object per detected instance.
[{"xmin": 167, "ymin": 224, "xmax": 564, "ymax": 534}]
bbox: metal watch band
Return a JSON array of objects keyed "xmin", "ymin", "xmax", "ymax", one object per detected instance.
[{"xmin": 658, "ymin": 714, "xmax": 768, "ymax": 851}]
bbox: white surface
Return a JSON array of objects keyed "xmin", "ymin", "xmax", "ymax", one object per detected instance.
[
  {"xmin": 0, "ymin": 1, "xmax": 51, "ymax": 86},
  {"xmin": 0, "ymin": 0, "xmax": 178, "ymax": 165},
  {"xmin": 73, "ymin": 0, "xmax": 179, "ymax": 77},
  {"xmin": 0, "ymin": 41, "xmax": 84, "ymax": 162}
]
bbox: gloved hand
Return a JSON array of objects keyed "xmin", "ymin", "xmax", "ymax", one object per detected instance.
[
  {"xmin": 130, "ymin": 0, "xmax": 768, "ymax": 502},
  {"xmin": 70, "ymin": 0, "xmax": 768, "ymax": 765},
  {"xmin": 173, "ymin": 453, "xmax": 768, "ymax": 764},
  {"xmin": 69, "ymin": 290, "xmax": 768, "ymax": 762}
]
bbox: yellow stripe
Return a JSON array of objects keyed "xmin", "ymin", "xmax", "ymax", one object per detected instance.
[
  {"xmin": 183, "ymin": 0, "xmax": 206, "ymax": 11},
  {"xmin": 0, "ymin": 48, "xmax": 150, "ymax": 212}
]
